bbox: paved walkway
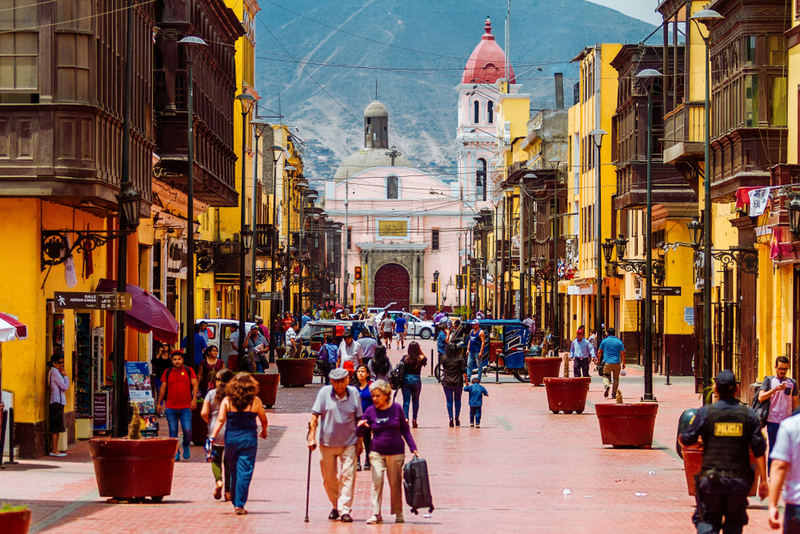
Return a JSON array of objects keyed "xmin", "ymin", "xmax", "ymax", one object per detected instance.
[{"xmin": 0, "ymin": 340, "xmax": 780, "ymax": 533}]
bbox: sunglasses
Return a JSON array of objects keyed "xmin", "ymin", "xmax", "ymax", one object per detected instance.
[{"xmin": 57, "ymin": 361, "xmax": 64, "ymax": 365}]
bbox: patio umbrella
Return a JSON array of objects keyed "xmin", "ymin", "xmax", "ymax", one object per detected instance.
[
  {"xmin": 0, "ymin": 312, "xmax": 27, "ymax": 342},
  {"xmin": 96, "ymin": 279, "xmax": 180, "ymax": 344}
]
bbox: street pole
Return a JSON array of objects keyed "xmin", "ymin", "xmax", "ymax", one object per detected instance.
[
  {"xmin": 269, "ymin": 146, "xmax": 281, "ymax": 362},
  {"xmin": 113, "ymin": 0, "xmax": 134, "ymax": 438},
  {"xmin": 590, "ymin": 130, "xmax": 608, "ymax": 344},
  {"xmin": 236, "ymin": 93, "xmax": 255, "ymax": 357},
  {"xmin": 551, "ymin": 171, "xmax": 558, "ymax": 349},
  {"xmin": 343, "ymin": 173, "xmax": 349, "ymax": 310},
  {"xmin": 249, "ymin": 122, "xmax": 267, "ymax": 321}
]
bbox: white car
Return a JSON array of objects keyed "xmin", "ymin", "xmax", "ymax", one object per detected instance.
[
  {"xmin": 376, "ymin": 311, "xmax": 435, "ymax": 340},
  {"xmin": 196, "ymin": 319, "xmax": 256, "ymax": 365}
]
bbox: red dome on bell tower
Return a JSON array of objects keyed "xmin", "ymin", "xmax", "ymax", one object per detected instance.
[{"xmin": 461, "ymin": 17, "xmax": 515, "ymax": 85}]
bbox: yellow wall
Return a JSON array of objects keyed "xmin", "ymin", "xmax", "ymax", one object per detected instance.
[{"xmin": 662, "ymin": 222, "xmax": 695, "ymax": 336}]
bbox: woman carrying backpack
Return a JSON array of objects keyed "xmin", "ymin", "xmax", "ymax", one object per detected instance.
[{"xmin": 401, "ymin": 342, "xmax": 427, "ymax": 428}]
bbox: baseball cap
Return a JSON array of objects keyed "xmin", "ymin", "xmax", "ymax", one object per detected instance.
[
  {"xmin": 342, "ymin": 361, "xmax": 355, "ymax": 372},
  {"xmin": 715, "ymin": 369, "xmax": 736, "ymax": 389}
]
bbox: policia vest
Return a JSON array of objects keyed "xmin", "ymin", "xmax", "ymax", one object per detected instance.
[{"xmin": 701, "ymin": 403, "xmax": 751, "ymax": 474}]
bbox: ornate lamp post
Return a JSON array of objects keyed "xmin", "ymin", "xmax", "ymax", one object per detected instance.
[
  {"xmin": 268, "ymin": 144, "xmax": 288, "ymax": 361},
  {"xmin": 249, "ymin": 118, "xmax": 270, "ymax": 320},
  {"xmin": 589, "ymin": 129, "xmax": 608, "ymax": 343},
  {"xmin": 235, "ymin": 93, "xmax": 257, "ymax": 356},
  {"xmin": 691, "ymin": 8, "xmax": 724, "ymax": 395}
]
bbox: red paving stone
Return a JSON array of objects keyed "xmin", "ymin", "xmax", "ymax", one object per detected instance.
[{"xmin": 0, "ymin": 340, "xmax": 780, "ymax": 533}]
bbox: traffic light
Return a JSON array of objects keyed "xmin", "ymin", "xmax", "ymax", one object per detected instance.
[
  {"xmin": 431, "ymin": 282, "xmax": 438, "ymax": 293},
  {"xmin": 354, "ymin": 266, "xmax": 363, "ymax": 280},
  {"xmin": 456, "ymin": 274, "xmax": 464, "ymax": 289}
]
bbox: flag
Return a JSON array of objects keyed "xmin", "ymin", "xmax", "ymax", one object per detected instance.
[
  {"xmin": 64, "ymin": 235, "xmax": 78, "ymax": 288},
  {"xmin": 748, "ymin": 188, "xmax": 770, "ymax": 217}
]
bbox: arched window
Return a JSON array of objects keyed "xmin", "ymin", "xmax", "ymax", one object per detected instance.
[
  {"xmin": 476, "ymin": 159, "xmax": 487, "ymax": 201},
  {"xmin": 487, "ymin": 101, "xmax": 494, "ymax": 124},
  {"xmin": 387, "ymin": 175, "xmax": 398, "ymax": 199},
  {"xmin": 473, "ymin": 100, "xmax": 480, "ymax": 123}
]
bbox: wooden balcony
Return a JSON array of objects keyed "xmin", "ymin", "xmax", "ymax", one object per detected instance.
[
  {"xmin": 255, "ymin": 224, "xmax": 278, "ymax": 257},
  {"xmin": 662, "ymin": 103, "xmax": 705, "ymax": 165},
  {"xmin": 710, "ymin": 128, "xmax": 787, "ymax": 203},
  {"xmin": 0, "ymin": 104, "xmax": 151, "ymax": 217}
]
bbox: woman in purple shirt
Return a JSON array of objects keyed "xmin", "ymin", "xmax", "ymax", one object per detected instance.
[
  {"xmin": 47, "ymin": 354, "xmax": 70, "ymax": 457},
  {"xmin": 358, "ymin": 379, "xmax": 418, "ymax": 525}
]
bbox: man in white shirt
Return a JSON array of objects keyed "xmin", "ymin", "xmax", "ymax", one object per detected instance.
[
  {"xmin": 758, "ymin": 356, "xmax": 799, "ymax": 471},
  {"xmin": 569, "ymin": 326, "xmax": 595, "ymax": 378},
  {"xmin": 768, "ymin": 413, "xmax": 800, "ymax": 531},
  {"xmin": 285, "ymin": 320, "xmax": 299, "ymax": 358},
  {"xmin": 357, "ymin": 330, "xmax": 378, "ymax": 367},
  {"xmin": 380, "ymin": 314, "xmax": 395, "ymax": 349},
  {"xmin": 338, "ymin": 330, "xmax": 364, "ymax": 368}
]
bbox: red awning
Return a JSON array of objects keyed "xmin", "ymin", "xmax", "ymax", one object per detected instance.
[{"xmin": 0, "ymin": 312, "xmax": 28, "ymax": 342}]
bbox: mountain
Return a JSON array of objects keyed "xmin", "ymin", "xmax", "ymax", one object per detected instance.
[{"xmin": 254, "ymin": 0, "xmax": 656, "ymax": 187}]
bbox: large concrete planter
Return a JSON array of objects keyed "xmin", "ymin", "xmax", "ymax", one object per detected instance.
[
  {"xmin": 275, "ymin": 358, "xmax": 316, "ymax": 387},
  {"xmin": 89, "ymin": 437, "xmax": 179, "ymax": 501},
  {"xmin": 251, "ymin": 373, "xmax": 280, "ymax": 408},
  {"xmin": 191, "ymin": 399, "xmax": 208, "ymax": 446},
  {"xmin": 595, "ymin": 403, "xmax": 658, "ymax": 448},
  {"xmin": 0, "ymin": 509, "xmax": 32, "ymax": 534},
  {"xmin": 525, "ymin": 357, "xmax": 562, "ymax": 386},
  {"xmin": 682, "ymin": 444, "xmax": 758, "ymax": 496},
  {"xmin": 543, "ymin": 377, "xmax": 591, "ymax": 414}
]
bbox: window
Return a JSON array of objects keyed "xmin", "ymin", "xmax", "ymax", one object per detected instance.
[
  {"xmin": 473, "ymin": 100, "xmax": 480, "ymax": 123},
  {"xmin": 386, "ymin": 175, "xmax": 398, "ymax": 199},
  {"xmin": 347, "ymin": 227, "xmax": 352, "ymax": 249},
  {"xmin": 769, "ymin": 36, "xmax": 787, "ymax": 66},
  {"xmin": 432, "ymin": 229, "xmax": 440, "ymax": 251},
  {"xmin": 745, "ymin": 74, "xmax": 759, "ymax": 127},
  {"xmin": 770, "ymin": 76, "xmax": 788, "ymax": 127},
  {"xmin": 476, "ymin": 158, "xmax": 487, "ymax": 201},
  {"xmin": 744, "ymin": 36, "xmax": 756, "ymax": 66},
  {"xmin": 487, "ymin": 101, "xmax": 494, "ymax": 124},
  {"xmin": 0, "ymin": 0, "xmax": 38, "ymax": 95}
]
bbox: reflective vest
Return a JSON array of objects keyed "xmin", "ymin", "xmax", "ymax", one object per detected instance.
[{"xmin": 701, "ymin": 403, "xmax": 750, "ymax": 472}]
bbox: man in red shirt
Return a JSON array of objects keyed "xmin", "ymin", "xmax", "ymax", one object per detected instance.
[{"xmin": 157, "ymin": 351, "xmax": 199, "ymax": 461}]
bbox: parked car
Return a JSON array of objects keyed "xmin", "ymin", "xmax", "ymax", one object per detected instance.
[
  {"xmin": 376, "ymin": 311, "xmax": 434, "ymax": 340},
  {"xmin": 196, "ymin": 319, "xmax": 256, "ymax": 366}
]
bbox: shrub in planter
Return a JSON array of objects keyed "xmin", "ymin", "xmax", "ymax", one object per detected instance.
[
  {"xmin": 90, "ymin": 406, "xmax": 179, "ymax": 502},
  {"xmin": 0, "ymin": 504, "xmax": 31, "ymax": 534}
]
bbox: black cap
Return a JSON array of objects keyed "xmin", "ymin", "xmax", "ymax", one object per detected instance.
[{"xmin": 715, "ymin": 370, "xmax": 736, "ymax": 389}]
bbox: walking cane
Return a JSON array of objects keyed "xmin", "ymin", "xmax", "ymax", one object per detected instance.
[{"xmin": 305, "ymin": 422, "xmax": 313, "ymax": 523}]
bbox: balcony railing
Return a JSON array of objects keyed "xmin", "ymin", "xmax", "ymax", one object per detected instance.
[
  {"xmin": 255, "ymin": 224, "xmax": 277, "ymax": 257},
  {"xmin": 663, "ymin": 102, "xmax": 704, "ymax": 163}
]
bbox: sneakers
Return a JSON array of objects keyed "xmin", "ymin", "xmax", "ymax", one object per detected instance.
[
  {"xmin": 357, "ymin": 460, "xmax": 363, "ymax": 471},
  {"xmin": 395, "ymin": 512, "xmax": 405, "ymax": 523},
  {"xmin": 340, "ymin": 513, "xmax": 353, "ymax": 523},
  {"xmin": 604, "ymin": 386, "xmax": 610, "ymax": 398},
  {"xmin": 366, "ymin": 515, "xmax": 383, "ymax": 524},
  {"xmin": 476, "ymin": 424, "xmax": 481, "ymax": 428},
  {"xmin": 49, "ymin": 452, "xmax": 66, "ymax": 457},
  {"xmin": 175, "ymin": 453, "xmax": 181, "ymax": 462},
  {"xmin": 183, "ymin": 445, "xmax": 190, "ymax": 459},
  {"xmin": 470, "ymin": 423, "xmax": 475, "ymax": 428}
]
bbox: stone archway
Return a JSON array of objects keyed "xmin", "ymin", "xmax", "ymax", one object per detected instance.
[{"xmin": 374, "ymin": 264, "xmax": 410, "ymax": 311}]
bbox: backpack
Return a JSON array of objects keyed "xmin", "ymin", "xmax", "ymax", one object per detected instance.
[
  {"xmin": 388, "ymin": 359, "xmax": 405, "ymax": 390},
  {"xmin": 751, "ymin": 376, "xmax": 773, "ymax": 427}
]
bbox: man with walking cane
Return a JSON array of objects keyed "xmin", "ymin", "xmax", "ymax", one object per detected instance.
[{"xmin": 308, "ymin": 367, "xmax": 364, "ymax": 523}]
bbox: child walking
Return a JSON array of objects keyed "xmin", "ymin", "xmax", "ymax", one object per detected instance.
[{"xmin": 463, "ymin": 377, "xmax": 488, "ymax": 428}]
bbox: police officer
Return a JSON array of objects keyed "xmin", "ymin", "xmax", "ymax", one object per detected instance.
[{"xmin": 679, "ymin": 369, "xmax": 768, "ymax": 534}]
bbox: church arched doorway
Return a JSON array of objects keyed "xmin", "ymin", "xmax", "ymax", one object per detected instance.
[{"xmin": 374, "ymin": 263, "xmax": 410, "ymax": 311}]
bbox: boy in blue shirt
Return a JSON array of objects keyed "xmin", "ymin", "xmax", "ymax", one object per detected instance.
[{"xmin": 464, "ymin": 377, "xmax": 489, "ymax": 428}]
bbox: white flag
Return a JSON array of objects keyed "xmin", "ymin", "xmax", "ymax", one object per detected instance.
[
  {"xmin": 748, "ymin": 188, "xmax": 770, "ymax": 217},
  {"xmin": 64, "ymin": 235, "xmax": 78, "ymax": 288}
]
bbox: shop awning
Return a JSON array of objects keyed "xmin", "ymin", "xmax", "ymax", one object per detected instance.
[
  {"xmin": 96, "ymin": 279, "xmax": 180, "ymax": 344},
  {"xmin": 0, "ymin": 312, "xmax": 28, "ymax": 342}
]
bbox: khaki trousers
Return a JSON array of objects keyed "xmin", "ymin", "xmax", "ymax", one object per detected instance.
[
  {"xmin": 603, "ymin": 363, "xmax": 622, "ymax": 397},
  {"xmin": 319, "ymin": 444, "xmax": 357, "ymax": 514},
  {"xmin": 369, "ymin": 451, "xmax": 404, "ymax": 516}
]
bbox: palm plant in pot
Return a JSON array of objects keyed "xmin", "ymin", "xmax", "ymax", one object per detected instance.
[
  {"xmin": 274, "ymin": 331, "xmax": 318, "ymax": 388},
  {"xmin": 595, "ymin": 390, "xmax": 659, "ymax": 448},
  {"xmin": 525, "ymin": 330, "xmax": 562, "ymax": 386},
  {"xmin": 0, "ymin": 503, "xmax": 31, "ymax": 534},
  {"xmin": 89, "ymin": 405, "xmax": 179, "ymax": 502},
  {"xmin": 543, "ymin": 348, "xmax": 591, "ymax": 414}
]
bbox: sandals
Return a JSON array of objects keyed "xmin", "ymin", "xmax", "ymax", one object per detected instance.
[
  {"xmin": 214, "ymin": 485, "xmax": 222, "ymax": 500},
  {"xmin": 235, "ymin": 508, "xmax": 248, "ymax": 515}
]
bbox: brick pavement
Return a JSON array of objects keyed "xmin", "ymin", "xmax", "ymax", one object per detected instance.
[{"xmin": 0, "ymin": 340, "xmax": 781, "ymax": 533}]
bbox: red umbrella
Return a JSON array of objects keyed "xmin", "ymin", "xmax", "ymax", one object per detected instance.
[{"xmin": 97, "ymin": 279, "xmax": 180, "ymax": 344}]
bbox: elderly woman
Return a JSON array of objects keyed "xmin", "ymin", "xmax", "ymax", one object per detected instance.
[{"xmin": 358, "ymin": 380, "xmax": 419, "ymax": 525}]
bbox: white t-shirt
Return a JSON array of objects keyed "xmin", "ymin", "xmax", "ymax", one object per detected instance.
[
  {"xmin": 357, "ymin": 337, "xmax": 378, "ymax": 360},
  {"xmin": 338, "ymin": 339, "xmax": 364, "ymax": 366},
  {"xmin": 285, "ymin": 327, "xmax": 297, "ymax": 344},
  {"xmin": 770, "ymin": 414, "xmax": 800, "ymax": 505},
  {"xmin": 767, "ymin": 377, "xmax": 797, "ymax": 424}
]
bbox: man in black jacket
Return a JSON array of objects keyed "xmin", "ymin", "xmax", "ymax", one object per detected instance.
[{"xmin": 680, "ymin": 369, "xmax": 768, "ymax": 533}]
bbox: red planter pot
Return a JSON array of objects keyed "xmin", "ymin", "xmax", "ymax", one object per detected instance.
[
  {"xmin": 682, "ymin": 444, "xmax": 758, "ymax": 496},
  {"xmin": 251, "ymin": 373, "xmax": 280, "ymax": 408},
  {"xmin": 89, "ymin": 437, "xmax": 179, "ymax": 501},
  {"xmin": 544, "ymin": 377, "xmax": 591, "ymax": 414},
  {"xmin": 191, "ymin": 399, "xmax": 208, "ymax": 446},
  {"xmin": 275, "ymin": 358, "xmax": 316, "ymax": 388},
  {"xmin": 0, "ymin": 510, "xmax": 32, "ymax": 534},
  {"xmin": 595, "ymin": 403, "xmax": 659, "ymax": 448},
  {"xmin": 525, "ymin": 357, "xmax": 562, "ymax": 386}
]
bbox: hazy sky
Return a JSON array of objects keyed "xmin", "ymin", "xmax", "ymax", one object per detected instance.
[{"xmin": 585, "ymin": 0, "xmax": 662, "ymax": 26}]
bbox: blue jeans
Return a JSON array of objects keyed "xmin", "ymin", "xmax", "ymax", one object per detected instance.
[
  {"xmin": 226, "ymin": 426, "xmax": 258, "ymax": 509},
  {"xmin": 470, "ymin": 406, "xmax": 482, "ymax": 426},
  {"xmin": 767, "ymin": 421, "xmax": 781, "ymax": 473},
  {"xmin": 466, "ymin": 351, "xmax": 483, "ymax": 382},
  {"xmin": 165, "ymin": 408, "xmax": 192, "ymax": 448},
  {"xmin": 443, "ymin": 386, "xmax": 462, "ymax": 421},
  {"xmin": 784, "ymin": 504, "xmax": 800, "ymax": 534},
  {"xmin": 402, "ymin": 374, "xmax": 422, "ymax": 421}
]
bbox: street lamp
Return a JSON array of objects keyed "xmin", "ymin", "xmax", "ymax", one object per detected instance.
[
  {"xmin": 235, "ymin": 92, "xmax": 257, "ymax": 357},
  {"xmin": 178, "ymin": 35, "xmax": 207, "ymax": 381},
  {"xmin": 269, "ymin": 144, "xmax": 289, "ymax": 361},
  {"xmin": 789, "ymin": 197, "xmax": 800, "ymax": 235},
  {"xmin": 636, "ymin": 68, "xmax": 662, "ymax": 402},
  {"xmin": 249, "ymin": 118, "xmax": 270, "ymax": 321},
  {"xmin": 433, "ymin": 270, "xmax": 440, "ymax": 309},
  {"xmin": 691, "ymin": 8, "xmax": 724, "ymax": 396},
  {"xmin": 590, "ymin": 129, "xmax": 608, "ymax": 343}
]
